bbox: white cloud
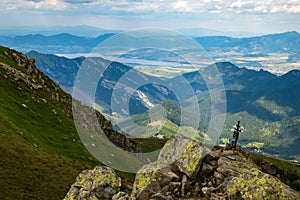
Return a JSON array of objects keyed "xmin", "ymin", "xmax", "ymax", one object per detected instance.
[
  {"xmin": 1, "ymin": 0, "xmax": 68, "ymax": 11},
  {"xmin": 230, "ymin": 0, "xmax": 243, "ymax": 9},
  {"xmin": 229, "ymin": 0, "xmax": 300, "ymax": 14},
  {"xmin": 173, "ymin": 1, "xmax": 191, "ymax": 12},
  {"xmin": 288, "ymin": 5, "xmax": 300, "ymax": 13},
  {"xmin": 253, "ymin": 6, "xmax": 268, "ymax": 13},
  {"xmin": 31, "ymin": 0, "xmax": 67, "ymax": 10},
  {"xmin": 0, "ymin": 0, "xmax": 299, "ymax": 34},
  {"xmin": 2, "ymin": 0, "xmax": 299, "ymax": 15}
]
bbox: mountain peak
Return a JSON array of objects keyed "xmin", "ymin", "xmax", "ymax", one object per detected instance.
[
  {"xmin": 214, "ymin": 62, "xmax": 239, "ymax": 72},
  {"xmin": 285, "ymin": 69, "xmax": 300, "ymax": 75},
  {"xmin": 282, "ymin": 69, "xmax": 300, "ymax": 79},
  {"xmin": 52, "ymin": 32, "xmax": 78, "ymax": 37},
  {"xmin": 283, "ymin": 31, "xmax": 300, "ymax": 36}
]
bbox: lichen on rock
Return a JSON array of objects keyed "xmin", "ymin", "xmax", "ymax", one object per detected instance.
[
  {"xmin": 132, "ymin": 136, "xmax": 208, "ymax": 199},
  {"xmin": 227, "ymin": 168, "xmax": 300, "ymax": 200},
  {"xmin": 132, "ymin": 161, "xmax": 179, "ymax": 200},
  {"xmin": 65, "ymin": 136, "xmax": 300, "ymax": 200},
  {"xmin": 64, "ymin": 166, "xmax": 121, "ymax": 200},
  {"xmin": 158, "ymin": 136, "xmax": 209, "ymax": 178}
]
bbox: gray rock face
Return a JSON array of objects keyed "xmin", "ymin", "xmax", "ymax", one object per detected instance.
[
  {"xmin": 64, "ymin": 166, "xmax": 121, "ymax": 200},
  {"xmin": 65, "ymin": 137, "xmax": 300, "ymax": 200},
  {"xmin": 132, "ymin": 162, "xmax": 180, "ymax": 200},
  {"xmin": 158, "ymin": 136, "xmax": 210, "ymax": 178},
  {"xmin": 112, "ymin": 191, "xmax": 131, "ymax": 200},
  {"xmin": 227, "ymin": 168, "xmax": 300, "ymax": 200},
  {"xmin": 130, "ymin": 137, "xmax": 300, "ymax": 200},
  {"xmin": 132, "ymin": 136, "xmax": 209, "ymax": 200}
]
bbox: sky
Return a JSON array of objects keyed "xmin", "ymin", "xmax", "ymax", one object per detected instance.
[{"xmin": 0, "ymin": 0, "xmax": 300, "ymax": 34}]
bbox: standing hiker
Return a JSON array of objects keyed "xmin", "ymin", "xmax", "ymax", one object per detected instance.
[{"xmin": 231, "ymin": 121, "xmax": 243, "ymax": 150}]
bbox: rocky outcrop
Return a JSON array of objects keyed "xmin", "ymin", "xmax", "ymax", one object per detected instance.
[
  {"xmin": 66, "ymin": 136, "xmax": 300, "ymax": 200},
  {"xmin": 95, "ymin": 111, "xmax": 142, "ymax": 153},
  {"xmin": 64, "ymin": 166, "xmax": 121, "ymax": 200},
  {"xmin": 227, "ymin": 168, "xmax": 300, "ymax": 200},
  {"xmin": 72, "ymin": 101, "xmax": 142, "ymax": 154},
  {"xmin": 132, "ymin": 162, "xmax": 180, "ymax": 199},
  {"xmin": 0, "ymin": 46, "xmax": 72, "ymax": 116},
  {"xmin": 131, "ymin": 136, "xmax": 209, "ymax": 199},
  {"xmin": 130, "ymin": 136, "xmax": 299, "ymax": 199},
  {"xmin": 157, "ymin": 136, "xmax": 209, "ymax": 178}
]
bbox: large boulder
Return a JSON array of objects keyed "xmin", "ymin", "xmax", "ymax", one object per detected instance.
[
  {"xmin": 227, "ymin": 168, "xmax": 300, "ymax": 200},
  {"xmin": 132, "ymin": 136, "xmax": 209, "ymax": 199},
  {"xmin": 158, "ymin": 136, "xmax": 209, "ymax": 178},
  {"xmin": 132, "ymin": 161, "xmax": 180, "ymax": 200},
  {"xmin": 64, "ymin": 166, "xmax": 121, "ymax": 200}
]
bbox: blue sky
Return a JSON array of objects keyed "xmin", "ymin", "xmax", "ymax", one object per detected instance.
[{"xmin": 1, "ymin": 0, "xmax": 300, "ymax": 34}]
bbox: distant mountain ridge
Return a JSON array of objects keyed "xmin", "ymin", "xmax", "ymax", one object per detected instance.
[
  {"xmin": 180, "ymin": 62, "xmax": 300, "ymax": 120},
  {"xmin": 0, "ymin": 25, "xmax": 258, "ymax": 37},
  {"xmin": 27, "ymin": 51, "xmax": 177, "ymax": 116},
  {"xmin": 27, "ymin": 51, "xmax": 300, "ymax": 120},
  {"xmin": 0, "ymin": 25, "xmax": 120, "ymax": 37},
  {"xmin": 195, "ymin": 31, "xmax": 300, "ymax": 53},
  {"xmin": 27, "ymin": 51, "xmax": 300, "ymax": 160},
  {"xmin": 0, "ymin": 33, "xmax": 115, "ymax": 47},
  {"xmin": 26, "ymin": 50, "xmax": 84, "ymax": 88},
  {"xmin": 1, "ymin": 31, "xmax": 300, "ymax": 55}
]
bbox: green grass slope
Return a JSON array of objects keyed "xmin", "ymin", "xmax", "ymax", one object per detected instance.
[{"xmin": 0, "ymin": 46, "xmax": 99, "ymax": 199}]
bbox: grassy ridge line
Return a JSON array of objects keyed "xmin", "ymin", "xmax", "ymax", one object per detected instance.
[
  {"xmin": 0, "ymin": 46, "xmax": 100, "ymax": 199},
  {"xmin": 0, "ymin": 45, "xmax": 157, "ymax": 199},
  {"xmin": 0, "ymin": 46, "xmax": 97, "ymax": 163}
]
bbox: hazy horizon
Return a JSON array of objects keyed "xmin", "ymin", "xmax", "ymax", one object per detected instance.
[
  {"xmin": 1, "ymin": 0, "xmax": 299, "ymax": 36},
  {"xmin": 0, "ymin": 24, "xmax": 299, "ymax": 38}
]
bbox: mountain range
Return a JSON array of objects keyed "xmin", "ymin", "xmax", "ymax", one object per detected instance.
[
  {"xmin": 27, "ymin": 51, "xmax": 300, "ymax": 160},
  {"xmin": 27, "ymin": 50, "xmax": 177, "ymax": 116},
  {"xmin": 0, "ymin": 31, "xmax": 299, "ymax": 55},
  {"xmin": 0, "ymin": 25, "xmax": 120, "ymax": 37},
  {"xmin": 0, "ymin": 33, "xmax": 115, "ymax": 54},
  {"xmin": 1, "ymin": 46, "xmax": 300, "ymax": 199},
  {"xmin": 0, "ymin": 25, "xmax": 258, "ymax": 38},
  {"xmin": 195, "ymin": 31, "xmax": 300, "ymax": 54},
  {"xmin": 1, "ymin": 31, "xmax": 299, "ymax": 78}
]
